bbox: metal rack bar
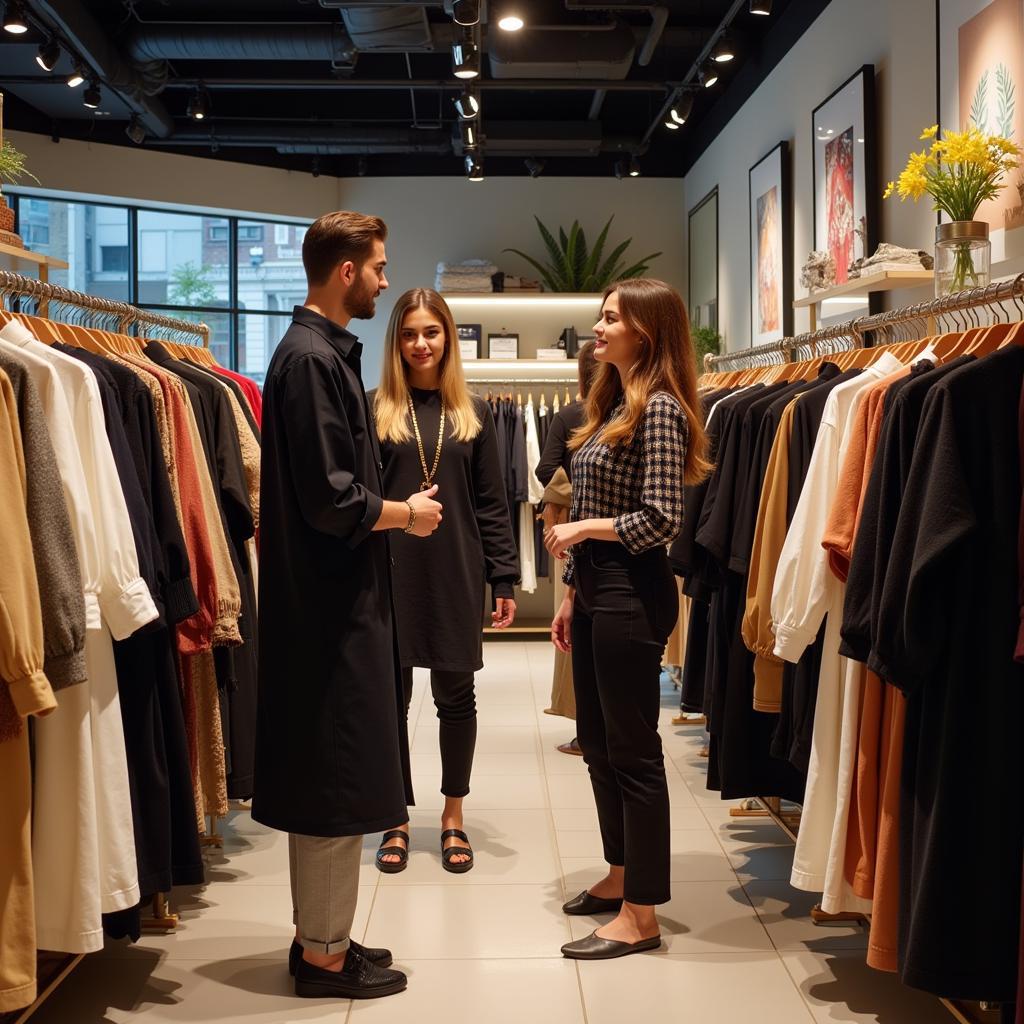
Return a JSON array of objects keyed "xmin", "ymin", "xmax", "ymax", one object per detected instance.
[{"xmin": 0, "ymin": 269, "xmax": 210, "ymax": 346}]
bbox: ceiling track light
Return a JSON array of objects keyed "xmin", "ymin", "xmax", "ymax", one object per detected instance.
[
  {"xmin": 525, "ymin": 157, "xmax": 545, "ymax": 178},
  {"xmin": 450, "ymin": 0, "xmax": 480, "ymax": 27},
  {"xmin": 67, "ymin": 62, "xmax": 85, "ymax": 88},
  {"xmin": 664, "ymin": 117, "xmax": 680, "ymax": 130},
  {"xmin": 125, "ymin": 114, "xmax": 146, "ymax": 145},
  {"xmin": 454, "ymin": 88, "xmax": 479, "ymax": 119},
  {"xmin": 497, "ymin": 11, "xmax": 524, "ymax": 31},
  {"xmin": 83, "ymin": 80, "xmax": 101, "ymax": 110},
  {"xmin": 669, "ymin": 91, "xmax": 694, "ymax": 126},
  {"xmin": 628, "ymin": 154, "xmax": 641, "ymax": 177},
  {"xmin": 614, "ymin": 157, "xmax": 631, "ymax": 180},
  {"xmin": 712, "ymin": 33, "xmax": 735, "ymax": 63},
  {"xmin": 187, "ymin": 86, "xmax": 211, "ymax": 121},
  {"xmin": 465, "ymin": 155, "xmax": 484, "ymax": 181},
  {"xmin": 36, "ymin": 38, "xmax": 61, "ymax": 72},
  {"xmin": 3, "ymin": 0, "xmax": 29, "ymax": 34},
  {"xmin": 698, "ymin": 65, "xmax": 719, "ymax": 89},
  {"xmin": 461, "ymin": 120, "xmax": 478, "ymax": 150},
  {"xmin": 452, "ymin": 39, "xmax": 480, "ymax": 80},
  {"xmin": 750, "ymin": 0, "xmax": 772, "ymax": 14}
]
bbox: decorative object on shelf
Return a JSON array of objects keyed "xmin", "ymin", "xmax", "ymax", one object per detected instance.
[
  {"xmin": 0, "ymin": 93, "xmax": 39, "ymax": 237},
  {"xmin": 436, "ymin": 259, "xmax": 499, "ymax": 292},
  {"xmin": 456, "ymin": 323, "xmax": 482, "ymax": 360},
  {"xmin": 0, "ymin": 228, "xmax": 24, "ymax": 249},
  {"xmin": 812, "ymin": 65, "xmax": 878, "ymax": 289},
  {"xmin": 691, "ymin": 325, "xmax": 722, "ymax": 370},
  {"xmin": 800, "ymin": 250, "xmax": 837, "ymax": 291},
  {"xmin": 503, "ymin": 215, "xmax": 661, "ymax": 293},
  {"xmin": 748, "ymin": 140, "xmax": 792, "ymax": 345},
  {"xmin": 847, "ymin": 242, "xmax": 933, "ymax": 279},
  {"xmin": 536, "ymin": 348, "xmax": 568, "ymax": 361},
  {"xmin": 884, "ymin": 123, "xmax": 1020, "ymax": 294},
  {"xmin": 488, "ymin": 332, "xmax": 519, "ymax": 359},
  {"xmin": 558, "ymin": 325, "xmax": 578, "ymax": 356}
]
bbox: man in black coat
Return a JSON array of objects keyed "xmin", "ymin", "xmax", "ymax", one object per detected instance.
[{"xmin": 253, "ymin": 211, "xmax": 442, "ymax": 1000}]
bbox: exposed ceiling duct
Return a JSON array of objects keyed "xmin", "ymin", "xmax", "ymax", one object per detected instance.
[
  {"xmin": 338, "ymin": 7, "xmax": 434, "ymax": 52},
  {"xmin": 488, "ymin": 21, "xmax": 637, "ymax": 80},
  {"xmin": 123, "ymin": 23, "xmax": 358, "ymax": 69}
]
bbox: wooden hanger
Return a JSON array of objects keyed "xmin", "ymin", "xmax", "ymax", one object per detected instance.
[{"xmin": 997, "ymin": 317, "xmax": 1024, "ymax": 349}]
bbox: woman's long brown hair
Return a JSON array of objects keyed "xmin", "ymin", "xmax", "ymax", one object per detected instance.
[{"xmin": 569, "ymin": 278, "xmax": 711, "ymax": 485}]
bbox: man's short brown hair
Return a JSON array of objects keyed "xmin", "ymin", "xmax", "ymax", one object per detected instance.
[{"xmin": 302, "ymin": 211, "xmax": 388, "ymax": 287}]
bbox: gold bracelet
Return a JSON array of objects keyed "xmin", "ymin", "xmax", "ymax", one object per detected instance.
[{"xmin": 404, "ymin": 499, "xmax": 417, "ymax": 534}]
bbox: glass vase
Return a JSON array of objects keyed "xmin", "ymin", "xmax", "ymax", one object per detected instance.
[{"xmin": 934, "ymin": 221, "xmax": 990, "ymax": 297}]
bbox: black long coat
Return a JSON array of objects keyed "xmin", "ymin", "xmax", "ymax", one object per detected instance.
[{"xmin": 252, "ymin": 307, "xmax": 413, "ymax": 837}]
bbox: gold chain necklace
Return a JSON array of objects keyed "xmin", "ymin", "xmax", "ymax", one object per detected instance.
[{"xmin": 408, "ymin": 393, "xmax": 446, "ymax": 491}]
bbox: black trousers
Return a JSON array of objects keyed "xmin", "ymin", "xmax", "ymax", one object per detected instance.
[
  {"xmin": 402, "ymin": 666, "xmax": 477, "ymax": 798},
  {"xmin": 572, "ymin": 541, "xmax": 678, "ymax": 906}
]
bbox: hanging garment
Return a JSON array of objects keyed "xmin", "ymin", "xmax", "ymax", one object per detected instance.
[
  {"xmin": 253, "ymin": 307, "xmax": 412, "ymax": 838},
  {"xmin": 377, "ymin": 387, "xmax": 519, "ymax": 673},
  {"xmin": 519, "ymin": 397, "xmax": 544, "ymax": 594}
]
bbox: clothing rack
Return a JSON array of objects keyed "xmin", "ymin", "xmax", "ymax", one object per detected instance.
[
  {"xmin": 0, "ymin": 273, "xmax": 219, "ymax": 1024},
  {"xmin": 467, "ymin": 377, "xmax": 578, "ymax": 385},
  {"xmin": 0, "ymin": 269, "xmax": 211, "ymax": 346},
  {"xmin": 696, "ymin": 279, "xmax": 1024, "ymax": 1024}
]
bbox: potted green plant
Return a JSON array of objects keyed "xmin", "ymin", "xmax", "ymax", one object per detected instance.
[
  {"xmin": 504, "ymin": 216, "xmax": 661, "ymax": 293},
  {"xmin": 0, "ymin": 138, "xmax": 39, "ymax": 235},
  {"xmin": 691, "ymin": 325, "xmax": 722, "ymax": 370}
]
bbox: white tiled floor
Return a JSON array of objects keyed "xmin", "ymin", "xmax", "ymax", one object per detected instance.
[{"xmin": 29, "ymin": 642, "xmax": 954, "ymax": 1023}]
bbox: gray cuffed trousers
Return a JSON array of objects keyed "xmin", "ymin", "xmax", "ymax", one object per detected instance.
[{"xmin": 288, "ymin": 832, "xmax": 363, "ymax": 954}]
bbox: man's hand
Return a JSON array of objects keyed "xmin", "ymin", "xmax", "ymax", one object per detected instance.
[
  {"xmin": 406, "ymin": 484, "xmax": 443, "ymax": 537},
  {"xmin": 492, "ymin": 598, "xmax": 517, "ymax": 630}
]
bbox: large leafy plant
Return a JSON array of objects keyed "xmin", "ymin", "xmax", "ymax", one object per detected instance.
[
  {"xmin": 504, "ymin": 215, "xmax": 661, "ymax": 293},
  {"xmin": 691, "ymin": 325, "xmax": 722, "ymax": 367},
  {"xmin": 0, "ymin": 139, "xmax": 39, "ymax": 192}
]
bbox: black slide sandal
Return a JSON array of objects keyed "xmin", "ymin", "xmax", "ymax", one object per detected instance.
[
  {"xmin": 440, "ymin": 828, "xmax": 474, "ymax": 873},
  {"xmin": 375, "ymin": 829, "xmax": 410, "ymax": 874}
]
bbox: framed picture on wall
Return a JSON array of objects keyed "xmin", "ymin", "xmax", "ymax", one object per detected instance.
[
  {"xmin": 456, "ymin": 323, "xmax": 482, "ymax": 360},
  {"xmin": 939, "ymin": 0, "xmax": 1024, "ymax": 262},
  {"xmin": 688, "ymin": 187, "xmax": 719, "ymax": 332},
  {"xmin": 811, "ymin": 65, "xmax": 878, "ymax": 286},
  {"xmin": 748, "ymin": 141, "xmax": 792, "ymax": 346}
]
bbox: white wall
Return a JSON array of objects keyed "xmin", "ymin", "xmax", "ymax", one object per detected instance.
[
  {"xmin": 7, "ymin": 129, "xmax": 686, "ymax": 383},
  {"xmin": 683, "ymin": 0, "xmax": 939, "ymax": 351}
]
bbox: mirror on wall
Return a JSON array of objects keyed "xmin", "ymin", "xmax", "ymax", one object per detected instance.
[{"xmin": 688, "ymin": 187, "xmax": 719, "ymax": 333}]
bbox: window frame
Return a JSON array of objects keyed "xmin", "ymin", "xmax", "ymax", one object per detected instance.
[{"xmin": 9, "ymin": 189, "xmax": 311, "ymax": 375}]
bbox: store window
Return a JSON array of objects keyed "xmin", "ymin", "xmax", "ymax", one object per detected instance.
[
  {"xmin": 12, "ymin": 196, "xmax": 130, "ymax": 301},
  {"xmin": 137, "ymin": 210, "xmax": 229, "ymax": 307},
  {"xmin": 237, "ymin": 311, "xmax": 292, "ymax": 387}
]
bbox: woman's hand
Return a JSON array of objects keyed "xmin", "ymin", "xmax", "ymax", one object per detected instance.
[
  {"xmin": 492, "ymin": 598, "xmax": 517, "ymax": 630},
  {"xmin": 544, "ymin": 521, "xmax": 585, "ymax": 559},
  {"xmin": 551, "ymin": 592, "xmax": 574, "ymax": 653}
]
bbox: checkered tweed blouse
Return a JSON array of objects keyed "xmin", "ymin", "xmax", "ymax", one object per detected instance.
[{"xmin": 563, "ymin": 390, "xmax": 689, "ymax": 585}]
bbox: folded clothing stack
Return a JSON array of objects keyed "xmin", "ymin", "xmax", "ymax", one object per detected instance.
[{"xmin": 436, "ymin": 259, "xmax": 500, "ymax": 292}]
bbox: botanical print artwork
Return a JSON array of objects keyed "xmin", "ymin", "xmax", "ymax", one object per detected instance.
[
  {"xmin": 826, "ymin": 127, "xmax": 855, "ymax": 283},
  {"xmin": 958, "ymin": 0, "xmax": 1024, "ymax": 229},
  {"xmin": 756, "ymin": 186, "xmax": 780, "ymax": 334}
]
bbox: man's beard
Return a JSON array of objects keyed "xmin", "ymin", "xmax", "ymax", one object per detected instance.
[{"xmin": 345, "ymin": 279, "xmax": 377, "ymax": 320}]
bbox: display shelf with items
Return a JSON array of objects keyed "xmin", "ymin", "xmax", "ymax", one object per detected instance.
[{"xmin": 794, "ymin": 268, "xmax": 934, "ymax": 331}]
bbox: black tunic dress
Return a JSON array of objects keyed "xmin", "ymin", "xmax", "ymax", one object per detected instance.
[
  {"xmin": 377, "ymin": 387, "xmax": 520, "ymax": 673},
  {"xmin": 253, "ymin": 307, "xmax": 412, "ymax": 838}
]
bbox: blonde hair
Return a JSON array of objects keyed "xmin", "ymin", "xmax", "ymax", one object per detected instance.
[
  {"xmin": 569, "ymin": 278, "xmax": 711, "ymax": 485},
  {"xmin": 375, "ymin": 288, "xmax": 482, "ymax": 444}
]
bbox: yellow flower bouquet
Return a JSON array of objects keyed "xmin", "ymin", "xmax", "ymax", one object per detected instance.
[{"xmin": 886, "ymin": 125, "xmax": 1021, "ymax": 292}]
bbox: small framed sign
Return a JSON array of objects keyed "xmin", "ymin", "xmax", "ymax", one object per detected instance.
[
  {"xmin": 456, "ymin": 323, "xmax": 482, "ymax": 361},
  {"xmin": 488, "ymin": 332, "xmax": 520, "ymax": 359}
]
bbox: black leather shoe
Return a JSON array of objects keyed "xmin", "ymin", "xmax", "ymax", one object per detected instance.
[
  {"xmin": 561, "ymin": 930, "xmax": 662, "ymax": 960},
  {"xmin": 294, "ymin": 950, "xmax": 407, "ymax": 999},
  {"xmin": 289, "ymin": 939, "xmax": 393, "ymax": 976},
  {"xmin": 561, "ymin": 890, "xmax": 624, "ymax": 916}
]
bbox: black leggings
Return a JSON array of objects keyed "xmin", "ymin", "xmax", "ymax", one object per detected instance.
[
  {"xmin": 402, "ymin": 666, "xmax": 477, "ymax": 798},
  {"xmin": 571, "ymin": 541, "xmax": 678, "ymax": 906}
]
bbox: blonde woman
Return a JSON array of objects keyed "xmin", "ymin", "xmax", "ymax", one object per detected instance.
[
  {"xmin": 373, "ymin": 288, "xmax": 520, "ymax": 874},
  {"xmin": 545, "ymin": 278, "xmax": 710, "ymax": 960}
]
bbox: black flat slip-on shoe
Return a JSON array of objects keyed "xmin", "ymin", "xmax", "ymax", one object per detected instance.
[
  {"xmin": 560, "ymin": 931, "xmax": 662, "ymax": 961},
  {"xmin": 561, "ymin": 890, "xmax": 624, "ymax": 916},
  {"xmin": 440, "ymin": 828, "xmax": 474, "ymax": 874},
  {"xmin": 294, "ymin": 950, "xmax": 408, "ymax": 1000},
  {"xmin": 289, "ymin": 939, "xmax": 393, "ymax": 976},
  {"xmin": 375, "ymin": 829, "xmax": 410, "ymax": 874}
]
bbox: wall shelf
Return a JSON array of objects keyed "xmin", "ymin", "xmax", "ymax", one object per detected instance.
[
  {"xmin": 794, "ymin": 268, "xmax": 934, "ymax": 330},
  {"xmin": 442, "ymin": 292, "xmax": 602, "ymax": 301},
  {"xmin": 0, "ymin": 241, "xmax": 69, "ymax": 276}
]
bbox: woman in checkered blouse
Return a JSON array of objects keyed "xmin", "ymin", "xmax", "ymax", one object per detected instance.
[{"xmin": 544, "ymin": 278, "xmax": 710, "ymax": 962}]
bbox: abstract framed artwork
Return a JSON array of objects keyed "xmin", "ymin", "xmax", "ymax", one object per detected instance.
[
  {"xmin": 748, "ymin": 141, "xmax": 792, "ymax": 346},
  {"xmin": 939, "ymin": 0, "xmax": 1024, "ymax": 261},
  {"xmin": 812, "ymin": 65, "xmax": 877, "ymax": 287}
]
